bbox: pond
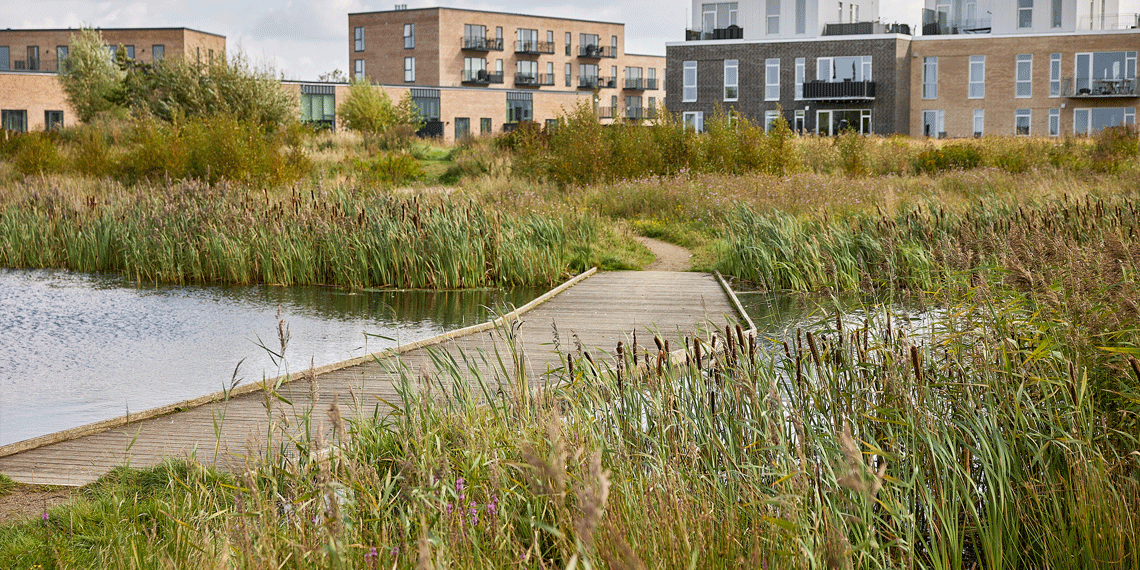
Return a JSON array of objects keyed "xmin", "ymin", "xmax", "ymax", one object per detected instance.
[{"xmin": 0, "ymin": 269, "xmax": 541, "ymax": 447}]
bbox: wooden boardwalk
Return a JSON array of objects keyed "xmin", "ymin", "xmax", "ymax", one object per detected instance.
[{"xmin": 0, "ymin": 271, "xmax": 743, "ymax": 486}]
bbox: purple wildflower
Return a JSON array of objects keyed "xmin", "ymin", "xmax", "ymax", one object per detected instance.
[
  {"xmin": 364, "ymin": 546, "xmax": 378, "ymax": 563},
  {"xmin": 446, "ymin": 502, "xmax": 454, "ymax": 515},
  {"xmin": 455, "ymin": 478, "xmax": 465, "ymax": 494}
]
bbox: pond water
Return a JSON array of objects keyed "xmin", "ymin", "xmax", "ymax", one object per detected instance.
[{"xmin": 0, "ymin": 269, "xmax": 541, "ymax": 447}]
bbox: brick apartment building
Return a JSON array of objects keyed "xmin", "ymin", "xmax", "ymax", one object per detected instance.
[
  {"xmin": 667, "ymin": 0, "xmax": 1138, "ymax": 137},
  {"xmin": 0, "ymin": 28, "xmax": 225, "ymax": 132},
  {"xmin": 345, "ymin": 6, "xmax": 666, "ymax": 140}
]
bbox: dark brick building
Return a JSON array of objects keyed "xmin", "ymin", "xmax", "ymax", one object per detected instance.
[{"xmin": 666, "ymin": 34, "xmax": 912, "ymax": 135}]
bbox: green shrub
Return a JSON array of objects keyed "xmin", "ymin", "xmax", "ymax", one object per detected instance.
[
  {"xmin": 11, "ymin": 132, "xmax": 64, "ymax": 176},
  {"xmin": 837, "ymin": 129, "xmax": 869, "ymax": 177},
  {"xmin": 353, "ymin": 151, "xmax": 424, "ymax": 186},
  {"xmin": 117, "ymin": 119, "xmax": 188, "ymax": 182},
  {"xmin": 337, "ymin": 80, "xmax": 423, "ymax": 145},
  {"xmin": 914, "ymin": 142, "xmax": 984, "ymax": 173},
  {"xmin": 71, "ymin": 127, "xmax": 116, "ymax": 178},
  {"xmin": 58, "ymin": 28, "xmax": 126, "ymax": 122},
  {"xmin": 1090, "ymin": 125, "xmax": 1139, "ymax": 173}
]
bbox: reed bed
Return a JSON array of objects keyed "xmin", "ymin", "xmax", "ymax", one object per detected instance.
[
  {"xmin": 0, "ymin": 179, "xmax": 597, "ymax": 289},
  {"xmin": 2, "ymin": 291, "xmax": 1137, "ymax": 568}
]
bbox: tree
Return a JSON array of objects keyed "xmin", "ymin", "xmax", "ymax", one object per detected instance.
[
  {"xmin": 318, "ymin": 69, "xmax": 348, "ymax": 83},
  {"xmin": 58, "ymin": 28, "xmax": 126, "ymax": 122},
  {"xmin": 336, "ymin": 79, "xmax": 423, "ymax": 136}
]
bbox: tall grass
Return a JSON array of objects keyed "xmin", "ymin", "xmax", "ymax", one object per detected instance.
[{"xmin": 0, "ymin": 181, "xmax": 598, "ymax": 288}]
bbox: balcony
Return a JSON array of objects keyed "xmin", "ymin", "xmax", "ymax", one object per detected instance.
[
  {"xmin": 802, "ymin": 80, "xmax": 876, "ymax": 101},
  {"xmin": 461, "ymin": 70, "xmax": 504, "ymax": 85},
  {"xmin": 1078, "ymin": 13, "xmax": 1140, "ymax": 30},
  {"xmin": 515, "ymin": 40, "xmax": 555, "ymax": 55},
  {"xmin": 578, "ymin": 45, "xmax": 616, "ymax": 59},
  {"xmin": 461, "ymin": 37, "xmax": 504, "ymax": 52},
  {"xmin": 598, "ymin": 106, "xmax": 614, "ymax": 119},
  {"xmin": 623, "ymin": 78, "xmax": 644, "ymax": 90},
  {"xmin": 823, "ymin": 21, "xmax": 912, "ymax": 35},
  {"xmin": 685, "ymin": 26, "xmax": 744, "ymax": 40},
  {"xmin": 1063, "ymin": 77, "xmax": 1138, "ymax": 98},
  {"xmin": 922, "ymin": 10, "xmax": 990, "ymax": 34},
  {"xmin": 514, "ymin": 73, "xmax": 555, "ymax": 87},
  {"xmin": 599, "ymin": 76, "xmax": 618, "ymax": 89}
]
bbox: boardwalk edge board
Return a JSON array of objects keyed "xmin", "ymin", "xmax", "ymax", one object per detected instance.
[
  {"xmin": 714, "ymin": 270, "xmax": 757, "ymax": 333},
  {"xmin": 0, "ymin": 267, "xmax": 598, "ymax": 459}
]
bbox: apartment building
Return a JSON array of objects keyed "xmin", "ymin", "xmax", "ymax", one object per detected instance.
[
  {"xmin": 668, "ymin": 0, "xmax": 913, "ymax": 135},
  {"xmin": 346, "ymin": 7, "xmax": 666, "ymax": 140},
  {"xmin": 668, "ymin": 0, "xmax": 1137, "ymax": 137},
  {"xmin": 914, "ymin": 0, "xmax": 1137, "ymax": 137},
  {"xmin": 0, "ymin": 28, "xmax": 225, "ymax": 132}
]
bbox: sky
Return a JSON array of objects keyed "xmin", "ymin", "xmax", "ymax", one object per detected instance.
[{"xmin": 5, "ymin": 0, "xmax": 1138, "ymax": 80}]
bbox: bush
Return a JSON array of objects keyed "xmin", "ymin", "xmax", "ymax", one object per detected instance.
[
  {"xmin": 352, "ymin": 151, "xmax": 424, "ymax": 186},
  {"xmin": 71, "ymin": 127, "xmax": 116, "ymax": 178},
  {"xmin": 837, "ymin": 129, "xmax": 869, "ymax": 177},
  {"xmin": 58, "ymin": 28, "xmax": 126, "ymax": 122},
  {"xmin": 337, "ymin": 80, "xmax": 423, "ymax": 144},
  {"xmin": 10, "ymin": 132, "xmax": 64, "ymax": 176},
  {"xmin": 1090, "ymin": 125, "xmax": 1139, "ymax": 173},
  {"xmin": 914, "ymin": 142, "xmax": 984, "ymax": 174}
]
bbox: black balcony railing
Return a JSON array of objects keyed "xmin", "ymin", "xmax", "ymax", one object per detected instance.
[
  {"xmin": 7, "ymin": 59, "xmax": 61, "ymax": 72},
  {"xmin": 802, "ymin": 80, "xmax": 876, "ymax": 100},
  {"xmin": 624, "ymin": 78, "xmax": 647, "ymax": 90},
  {"xmin": 578, "ymin": 76, "xmax": 600, "ymax": 89},
  {"xmin": 462, "ymin": 70, "xmax": 504, "ymax": 84},
  {"xmin": 597, "ymin": 106, "xmax": 614, "ymax": 119},
  {"xmin": 515, "ymin": 40, "xmax": 555, "ymax": 54},
  {"xmin": 1063, "ymin": 77, "xmax": 1138, "ymax": 97},
  {"xmin": 578, "ymin": 45, "xmax": 616, "ymax": 59},
  {"xmin": 600, "ymin": 76, "xmax": 618, "ymax": 88},
  {"xmin": 922, "ymin": 10, "xmax": 990, "ymax": 34},
  {"xmin": 514, "ymin": 73, "xmax": 555, "ymax": 86},
  {"xmin": 685, "ymin": 25, "xmax": 744, "ymax": 40},
  {"xmin": 461, "ymin": 37, "xmax": 504, "ymax": 51}
]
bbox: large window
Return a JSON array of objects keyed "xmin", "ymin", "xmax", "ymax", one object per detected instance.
[
  {"xmin": 1, "ymin": 110, "xmax": 27, "ymax": 133},
  {"xmin": 765, "ymin": 58, "xmax": 780, "ymax": 100},
  {"xmin": 45, "ymin": 110, "xmax": 64, "ymax": 131},
  {"xmin": 354, "ymin": 59, "xmax": 365, "ymax": 80},
  {"xmin": 507, "ymin": 92, "xmax": 533, "ymax": 123},
  {"xmin": 1073, "ymin": 107, "xmax": 1136, "ymax": 134},
  {"xmin": 683, "ymin": 60, "xmax": 698, "ymax": 102},
  {"xmin": 26, "ymin": 46, "xmax": 39, "ymax": 70},
  {"xmin": 818, "ymin": 56, "xmax": 871, "ymax": 82},
  {"xmin": 1050, "ymin": 52, "xmax": 1061, "ymax": 96},
  {"xmin": 56, "ymin": 46, "xmax": 68, "ymax": 69},
  {"xmin": 455, "ymin": 118, "xmax": 470, "ymax": 139},
  {"xmin": 1051, "ymin": 0, "xmax": 1062, "ymax": 27},
  {"xmin": 1049, "ymin": 108, "xmax": 1060, "ymax": 136},
  {"xmin": 517, "ymin": 28, "xmax": 538, "ymax": 52},
  {"xmin": 922, "ymin": 109, "xmax": 944, "ymax": 138},
  {"xmin": 517, "ymin": 60, "xmax": 538, "ymax": 83},
  {"xmin": 579, "ymin": 63, "xmax": 599, "ymax": 87},
  {"xmin": 152, "ymin": 44, "xmax": 164, "ymax": 62},
  {"xmin": 724, "ymin": 60, "xmax": 738, "ymax": 101},
  {"xmin": 1015, "ymin": 108, "xmax": 1031, "ymax": 135},
  {"xmin": 464, "ymin": 57, "xmax": 487, "ymax": 82},
  {"xmin": 1018, "ymin": 0, "xmax": 1033, "ymax": 28},
  {"xmin": 411, "ymin": 88, "xmax": 441, "ymax": 121},
  {"xmin": 404, "ymin": 24, "xmax": 415, "ymax": 49},
  {"xmin": 464, "ymin": 24, "xmax": 488, "ymax": 49},
  {"xmin": 1016, "ymin": 54, "xmax": 1033, "ymax": 97},
  {"xmin": 300, "ymin": 85, "xmax": 336, "ymax": 128},
  {"xmin": 923, "ymin": 57, "xmax": 938, "ymax": 99},
  {"xmin": 973, "ymin": 109, "xmax": 984, "ymax": 137},
  {"xmin": 764, "ymin": 110, "xmax": 780, "ymax": 132},
  {"xmin": 1074, "ymin": 51, "xmax": 1137, "ymax": 94},
  {"xmin": 683, "ymin": 111, "xmax": 704, "ymax": 132},
  {"xmin": 795, "ymin": 57, "xmax": 805, "ymax": 100},
  {"xmin": 767, "ymin": 0, "xmax": 780, "ymax": 34},
  {"xmin": 796, "ymin": 0, "xmax": 806, "ymax": 33},
  {"xmin": 626, "ymin": 66, "xmax": 643, "ymax": 90},
  {"xmin": 816, "ymin": 109, "xmax": 871, "ymax": 135},
  {"xmin": 969, "ymin": 55, "xmax": 985, "ymax": 98},
  {"xmin": 481, "ymin": 118, "xmax": 492, "ymax": 134},
  {"xmin": 354, "ymin": 27, "xmax": 364, "ymax": 52},
  {"xmin": 701, "ymin": 3, "xmax": 739, "ymax": 32},
  {"xmin": 404, "ymin": 57, "xmax": 415, "ymax": 82},
  {"xmin": 625, "ymin": 96, "xmax": 643, "ymax": 119}
]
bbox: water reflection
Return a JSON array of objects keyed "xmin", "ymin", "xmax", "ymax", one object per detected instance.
[{"xmin": 0, "ymin": 269, "xmax": 541, "ymax": 446}]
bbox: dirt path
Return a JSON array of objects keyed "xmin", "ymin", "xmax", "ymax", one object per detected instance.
[
  {"xmin": 0, "ymin": 486, "xmax": 73, "ymax": 525},
  {"xmin": 636, "ymin": 236, "xmax": 693, "ymax": 272}
]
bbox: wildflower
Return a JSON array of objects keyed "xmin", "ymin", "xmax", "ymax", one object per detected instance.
[
  {"xmin": 446, "ymin": 502, "xmax": 454, "ymax": 515},
  {"xmin": 364, "ymin": 546, "xmax": 378, "ymax": 563}
]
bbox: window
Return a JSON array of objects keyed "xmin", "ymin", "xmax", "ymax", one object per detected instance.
[
  {"xmin": 404, "ymin": 57, "xmax": 415, "ymax": 82},
  {"xmin": 27, "ymin": 46, "xmax": 39, "ymax": 70},
  {"xmin": 546, "ymin": 119, "xmax": 558, "ymax": 130},
  {"xmin": 354, "ymin": 59, "xmax": 365, "ymax": 80},
  {"xmin": 411, "ymin": 88, "xmax": 441, "ymax": 120},
  {"xmin": 1050, "ymin": 53, "xmax": 1061, "ymax": 96},
  {"xmin": 1015, "ymin": 108, "xmax": 1031, "ymax": 135},
  {"xmin": 300, "ymin": 85, "xmax": 336, "ymax": 127},
  {"xmin": 625, "ymin": 96, "xmax": 643, "ymax": 119},
  {"xmin": 1074, "ymin": 51, "xmax": 1137, "ymax": 95},
  {"xmin": 922, "ymin": 109, "xmax": 944, "ymax": 138},
  {"xmin": 455, "ymin": 117, "xmax": 470, "ymax": 139},
  {"xmin": 481, "ymin": 118, "xmax": 492, "ymax": 134},
  {"xmin": 517, "ymin": 28, "xmax": 538, "ymax": 52},
  {"xmin": 969, "ymin": 56, "xmax": 985, "ymax": 99},
  {"xmin": 795, "ymin": 57, "xmax": 805, "ymax": 100},
  {"xmin": 45, "ymin": 110, "xmax": 64, "ymax": 131},
  {"xmin": 578, "ymin": 63, "xmax": 598, "ymax": 87},
  {"xmin": 354, "ymin": 27, "xmax": 365, "ymax": 52},
  {"xmin": 818, "ymin": 56, "xmax": 872, "ymax": 82},
  {"xmin": 648, "ymin": 67, "xmax": 657, "ymax": 89},
  {"xmin": 497, "ymin": 59, "xmax": 504, "ymax": 76},
  {"xmin": 701, "ymin": 3, "xmax": 739, "ymax": 33},
  {"xmin": 0, "ymin": 46, "xmax": 8, "ymax": 71},
  {"xmin": 611, "ymin": 65, "xmax": 618, "ymax": 85},
  {"xmin": 56, "ymin": 46, "xmax": 68, "ymax": 69},
  {"xmin": 683, "ymin": 61, "xmax": 698, "ymax": 102},
  {"xmin": 794, "ymin": 109, "xmax": 805, "ymax": 133},
  {"xmin": 1074, "ymin": 107, "xmax": 1136, "ymax": 134},
  {"xmin": 464, "ymin": 25, "xmax": 488, "ymax": 49},
  {"xmin": 973, "ymin": 109, "xmax": 984, "ymax": 136},
  {"xmin": 764, "ymin": 110, "xmax": 780, "ymax": 132},
  {"xmin": 817, "ymin": 109, "xmax": 872, "ymax": 135},
  {"xmin": 404, "ymin": 24, "xmax": 415, "ymax": 49},
  {"xmin": 547, "ymin": 61, "xmax": 554, "ymax": 83},
  {"xmin": 683, "ymin": 111, "xmax": 704, "ymax": 132},
  {"xmin": 1016, "ymin": 54, "xmax": 1032, "ymax": 98},
  {"xmin": 765, "ymin": 58, "xmax": 780, "ymax": 100},
  {"xmin": 767, "ymin": 0, "xmax": 780, "ymax": 34},
  {"xmin": 1, "ymin": 110, "xmax": 27, "ymax": 133},
  {"xmin": 1018, "ymin": 0, "xmax": 1033, "ymax": 28},
  {"xmin": 152, "ymin": 44, "xmax": 164, "ymax": 62},
  {"xmin": 611, "ymin": 36, "xmax": 618, "ymax": 57},
  {"xmin": 517, "ymin": 59, "xmax": 538, "ymax": 84},
  {"xmin": 507, "ymin": 92, "xmax": 533, "ymax": 123},
  {"xmin": 724, "ymin": 60, "xmax": 738, "ymax": 101},
  {"xmin": 852, "ymin": 4, "xmax": 858, "ymax": 20},
  {"xmin": 838, "ymin": 1, "xmax": 843, "ymax": 22},
  {"xmin": 796, "ymin": 0, "xmax": 807, "ymax": 33},
  {"xmin": 463, "ymin": 57, "xmax": 486, "ymax": 82},
  {"xmin": 580, "ymin": 33, "xmax": 600, "ymax": 54},
  {"xmin": 1049, "ymin": 108, "xmax": 1060, "ymax": 136},
  {"xmin": 207, "ymin": 49, "xmax": 213, "ymax": 65},
  {"xmin": 1051, "ymin": 0, "xmax": 1062, "ymax": 27},
  {"xmin": 648, "ymin": 96, "xmax": 657, "ymax": 117},
  {"xmin": 565, "ymin": 62, "xmax": 572, "ymax": 86},
  {"xmin": 565, "ymin": 32, "xmax": 572, "ymax": 56},
  {"xmin": 547, "ymin": 31, "xmax": 554, "ymax": 45},
  {"xmin": 923, "ymin": 57, "xmax": 938, "ymax": 99}
]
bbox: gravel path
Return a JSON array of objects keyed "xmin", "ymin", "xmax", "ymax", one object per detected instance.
[{"xmin": 636, "ymin": 236, "xmax": 693, "ymax": 272}]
